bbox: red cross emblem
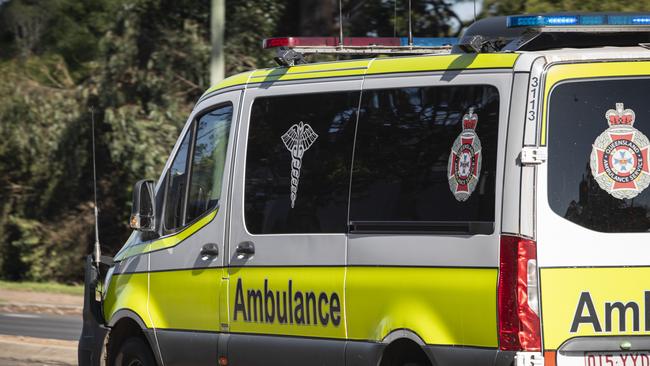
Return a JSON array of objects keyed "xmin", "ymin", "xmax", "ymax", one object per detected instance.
[
  {"xmin": 448, "ymin": 108, "xmax": 482, "ymax": 202},
  {"xmin": 590, "ymin": 103, "xmax": 650, "ymax": 199}
]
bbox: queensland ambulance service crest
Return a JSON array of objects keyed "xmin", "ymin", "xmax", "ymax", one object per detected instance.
[
  {"xmin": 448, "ymin": 108, "xmax": 482, "ymax": 202},
  {"xmin": 590, "ymin": 103, "xmax": 650, "ymax": 199}
]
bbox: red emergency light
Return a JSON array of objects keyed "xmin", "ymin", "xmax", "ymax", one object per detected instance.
[{"xmin": 263, "ymin": 37, "xmax": 407, "ymax": 49}]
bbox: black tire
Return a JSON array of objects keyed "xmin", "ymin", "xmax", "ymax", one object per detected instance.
[{"xmin": 113, "ymin": 337, "xmax": 156, "ymax": 366}]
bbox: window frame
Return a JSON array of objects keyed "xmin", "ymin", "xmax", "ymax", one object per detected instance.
[
  {"xmin": 347, "ymin": 83, "xmax": 501, "ymax": 235},
  {"xmin": 545, "ymin": 76, "xmax": 650, "ymax": 233},
  {"xmin": 242, "ymin": 89, "xmax": 361, "ymax": 235},
  {"xmin": 185, "ymin": 102, "xmax": 234, "ymax": 225},
  {"xmin": 160, "ymin": 101, "xmax": 234, "ymax": 236}
]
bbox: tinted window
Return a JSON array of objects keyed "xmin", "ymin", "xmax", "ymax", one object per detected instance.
[
  {"xmin": 186, "ymin": 105, "xmax": 233, "ymax": 223},
  {"xmin": 164, "ymin": 131, "xmax": 191, "ymax": 233},
  {"xmin": 548, "ymin": 79, "xmax": 650, "ymax": 232},
  {"xmin": 245, "ymin": 91, "xmax": 359, "ymax": 234},
  {"xmin": 349, "ymin": 85, "xmax": 500, "ymax": 229}
]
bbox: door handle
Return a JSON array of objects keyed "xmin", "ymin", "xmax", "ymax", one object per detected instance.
[
  {"xmin": 235, "ymin": 241, "xmax": 255, "ymax": 256},
  {"xmin": 200, "ymin": 243, "xmax": 219, "ymax": 257}
]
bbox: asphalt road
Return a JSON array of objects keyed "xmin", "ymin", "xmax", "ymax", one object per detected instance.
[{"xmin": 0, "ymin": 313, "xmax": 81, "ymax": 341}]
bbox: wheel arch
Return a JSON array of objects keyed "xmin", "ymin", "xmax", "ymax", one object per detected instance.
[
  {"xmin": 107, "ymin": 309, "xmax": 161, "ymax": 366},
  {"xmin": 379, "ymin": 329, "xmax": 433, "ymax": 366}
]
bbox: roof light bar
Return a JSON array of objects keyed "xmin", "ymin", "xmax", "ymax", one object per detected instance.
[
  {"xmin": 263, "ymin": 36, "xmax": 457, "ymax": 49},
  {"xmin": 262, "ymin": 37, "xmax": 456, "ymax": 56},
  {"xmin": 508, "ymin": 14, "xmax": 650, "ymax": 28}
]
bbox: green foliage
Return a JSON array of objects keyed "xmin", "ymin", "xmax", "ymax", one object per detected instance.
[{"xmin": 225, "ymin": 0, "xmax": 284, "ymax": 74}]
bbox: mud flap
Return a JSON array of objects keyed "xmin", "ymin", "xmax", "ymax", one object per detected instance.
[{"xmin": 78, "ymin": 255, "xmax": 109, "ymax": 366}]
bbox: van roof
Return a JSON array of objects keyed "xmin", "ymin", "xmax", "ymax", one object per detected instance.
[
  {"xmin": 202, "ymin": 46, "xmax": 650, "ymax": 97},
  {"xmin": 202, "ymin": 53, "xmax": 519, "ymax": 96}
]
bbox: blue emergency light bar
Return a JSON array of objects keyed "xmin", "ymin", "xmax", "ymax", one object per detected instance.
[
  {"xmin": 507, "ymin": 14, "xmax": 650, "ymax": 28},
  {"xmin": 399, "ymin": 37, "xmax": 458, "ymax": 47}
]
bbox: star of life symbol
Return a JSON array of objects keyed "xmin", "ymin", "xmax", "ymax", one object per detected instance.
[
  {"xmin": 281, "ymin": 122, "xmax": 318, "ymax": 208},
  {"xmin": 590, "ymin": 103, "xmax": 650, "ymax": 199},
  {"xmin": 447, "ymin": 108, "xmax": 482, "ymax": 202}
]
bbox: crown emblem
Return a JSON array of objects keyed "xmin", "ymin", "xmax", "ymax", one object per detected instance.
[
  {"xmin": 606, "ymin": 103, "xmax": 635, "ymax": 127},
  {"xmin": 462, "ymin": 107, "xmax": 478, "ymax": 130}
]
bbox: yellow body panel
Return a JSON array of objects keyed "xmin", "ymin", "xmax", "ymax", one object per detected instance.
[
  {"xmin": 148, "ymin": 268, "xmax": 223, "ymax": 331},
  {"xmin": 104, "ymin": 272, "xmax": 152, "ymax": 327},
  {"xmin": 227, "ymin": 267, "xmax": 346, "ymax": 339},
  {"xmin": 346, "ymin": 267, "xmax": 498, "ymax": 346},
  {"xmin": 541, "ymin": 267, "xmax": 650, "ymax": 350},
  {"xmin": 541, "ymin": 61, "xmax": 650, "ymax": 145},
  {"xmin": 107, "ymin": 265, "xmax": 498, "ymax": 347}
]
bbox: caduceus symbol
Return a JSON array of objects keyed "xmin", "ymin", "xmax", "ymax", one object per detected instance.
[{"xmin": 281, "ymin": 121, "xmax": 318, "ymax": 208}]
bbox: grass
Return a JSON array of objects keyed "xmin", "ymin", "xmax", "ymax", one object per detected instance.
[{"xmin": 0, "ymin": 280, "xmax": 84, "ymax": 296}]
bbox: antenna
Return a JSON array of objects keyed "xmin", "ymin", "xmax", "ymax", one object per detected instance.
[
  {"xmin": 408, "ymin": 0, "xmax": 413, "ymax": 46},
  {"xmin": 90, "ymin": 106, "xmax": 101, "ymax": 268},
  {"xmin": 394, "ymin": 0, "xmax": 397, "ymax": 37},
  {"xmin": 473, "ymin": 0, "xmax": 477, "ymax": 24},
  {"xmin": 338, "ymin": 0, "xmax": 344, "ymax": 46}
]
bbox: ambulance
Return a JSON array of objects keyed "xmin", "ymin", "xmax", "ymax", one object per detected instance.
[{"xmin": 79, "ymin": 13, "xmax": 650, "ymax": 366}]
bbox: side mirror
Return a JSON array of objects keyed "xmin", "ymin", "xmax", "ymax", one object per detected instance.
[{"xmin": 130, "ymin": 179, "xmax": 156, "ymax": 232}]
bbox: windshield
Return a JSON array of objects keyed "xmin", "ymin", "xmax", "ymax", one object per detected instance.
[{"xmin": 548, "ymin": 78, "xmax": 650, "ymax": 233}]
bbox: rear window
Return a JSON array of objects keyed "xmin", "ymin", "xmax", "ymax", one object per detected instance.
[
  {"xmin": 548, "ymin": 78, "xmax": 650, "ymax": 232},
  {"xmin": 244, "ymin": 91, "xmax": 359, "ymax": 234},
  {"xmin": 349, "ymin": 85, "xmax": 500, "ymax": 234}
]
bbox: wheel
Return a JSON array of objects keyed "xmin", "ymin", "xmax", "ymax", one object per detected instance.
[{"xmin": 113, "ymin": 337, "xmax": 156, "ymax": 366}]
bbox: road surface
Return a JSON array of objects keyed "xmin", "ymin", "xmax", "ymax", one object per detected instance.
[{"xmin": 0, "ymin": 312, "xmax": 81, "ymax": 341}]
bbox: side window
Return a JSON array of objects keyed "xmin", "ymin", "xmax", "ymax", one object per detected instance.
[
  {"xmin": 164, "ymin": 131, "xmax": 192, "ymax": 233},
  {"xmin": 244, "ymin": 91, "xmax": 360, "ymax": 234},
  {"xmin": 349, "ymin": 85, "xmax": 500, "ymax": 232},
  {"xmin": 186, "ymin": 104, "xmax": 233, "ymax": 223}
]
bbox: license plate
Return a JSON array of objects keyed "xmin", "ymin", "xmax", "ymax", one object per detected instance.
[
  {"xmin": 558, "ymin": 352, "xmax": 650, "ymax": 366},
  {"xmin": 585, "ymin": 353, "xmax": 650, "ymax": 366}
]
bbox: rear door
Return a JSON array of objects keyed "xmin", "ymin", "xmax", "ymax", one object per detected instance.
[{"xmin": 538, "ymin": 61, "xmax": 650, "ymax": 365}]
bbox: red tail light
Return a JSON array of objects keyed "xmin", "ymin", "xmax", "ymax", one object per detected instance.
[{"xmin": 498, "ymin": 235, "xmax": 541, "ymax": 351}]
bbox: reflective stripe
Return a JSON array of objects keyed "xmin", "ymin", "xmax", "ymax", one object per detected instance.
[
  {"xmin": 114, "ymin": 209, "xmax": 218, "ymax": 261},
  {"xmin": 541, "ymin": 61, "xmax": 650, "ymax": 145}
]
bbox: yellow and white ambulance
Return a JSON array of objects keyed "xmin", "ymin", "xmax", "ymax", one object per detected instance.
[{"xmin": 79, "ymin": 13, "xmax": 650, "ymax": 366}]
